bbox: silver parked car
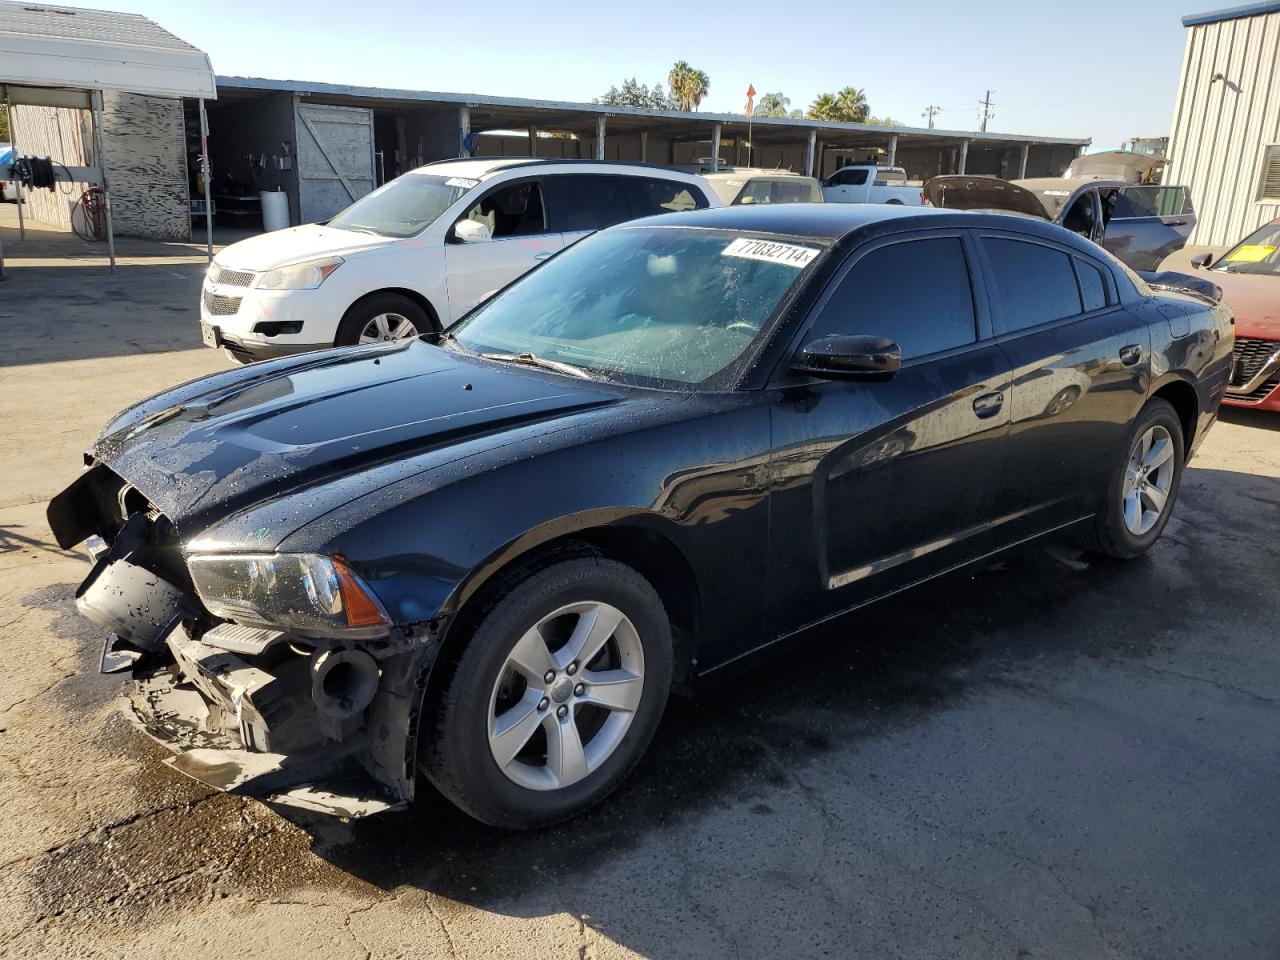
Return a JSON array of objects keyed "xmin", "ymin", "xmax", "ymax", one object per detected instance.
[{"xmin": 924, "ymin": 152, "xmax": 1195, "ymax": 271}]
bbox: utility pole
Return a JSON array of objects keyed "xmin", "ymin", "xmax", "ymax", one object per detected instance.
[
  {"xmin": 978, "ymin": 90, "xmax": 995, "ymax": 132},
  {"xmin": 922, "ymin": 105, "xmax": 941, "ymax": 130}
]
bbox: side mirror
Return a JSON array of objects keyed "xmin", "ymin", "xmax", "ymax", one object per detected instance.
[
  {"xmin": 453, "ymin": 219, "xmax": 492, "ymax": 244},
  {"xmin": 792, "ymin": 334, "xmax": 901, "ymax": 381},
  {"xmin": 1190, "ymin": 251, "xmax": 1213, "ymax": 270}
]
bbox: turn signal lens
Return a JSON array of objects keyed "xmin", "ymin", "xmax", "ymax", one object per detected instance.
[{"xmin": 332, "ymin": 556, "xmax": 389, "ymax": 628}]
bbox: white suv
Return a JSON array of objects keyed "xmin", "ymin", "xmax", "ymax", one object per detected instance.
[{"xmin": 199, "ymin": 159, "xmax": 718, "ymax": 362}]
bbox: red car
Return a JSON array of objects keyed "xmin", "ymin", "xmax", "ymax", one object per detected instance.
[{"xmin": 1193, "ymin": 219, "xmax": 1280, "ymax": 410}]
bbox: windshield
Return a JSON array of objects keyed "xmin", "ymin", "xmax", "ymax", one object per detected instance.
[
  {"xmin": 1213, "ymin": 222, "xmax": 1280, "ymax": 275},
  {"xmin": 452, "ymin": 226, "xmax": 822, "ymax": 389},
  {"xmin": 328, "ymin": 173, "xmax": 477, "ymax": 238}
]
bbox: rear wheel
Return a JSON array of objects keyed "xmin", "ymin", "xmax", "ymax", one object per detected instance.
[
  {"xmin": 334, "ymin": 293, "xmax": 431, "ymax": 347},
  {"xmin": 1081, "ymin": 398, "xmax": 1184, "ymax": 558},
  {"xmin": 420, "ymin": 556, "xmax": 673, "ymax": 829}
]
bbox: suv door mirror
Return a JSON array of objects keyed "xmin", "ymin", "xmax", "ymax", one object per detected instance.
[
  {"xmin": 792, "ymin": 334, "xmax": 901, "ymax": 381},
  {"xmin": 1190, "ymin": 251, "xmax": 1214, "ymax": 269},
  {"xmin": 453, "ymin": 219, "xmax": 492, "ymax": 244}
]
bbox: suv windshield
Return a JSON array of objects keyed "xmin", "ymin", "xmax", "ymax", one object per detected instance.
[
  {"xmin": 453, "ymin": 226, "xmax": 822, "ymax": 389},
  {"xmin": 1213, "ymin": 222, "xmax": 1280, "ymax": 275},
  {"xmin": 328, "ymin": 173, "xmax": 478, "ymax": 238}
]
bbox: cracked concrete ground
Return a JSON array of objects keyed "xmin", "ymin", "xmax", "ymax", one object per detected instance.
[{"xmin": 2, "ymin": 207, "xmax": 1279, "ymax": 959}]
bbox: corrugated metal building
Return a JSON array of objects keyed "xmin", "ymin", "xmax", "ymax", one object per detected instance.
[{"xmin": 1168, "ymin": 1, "xmax": 1280, "ymax": 245}]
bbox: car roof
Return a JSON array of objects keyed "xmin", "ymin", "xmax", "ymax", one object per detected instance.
[
  {"xmin": 635, "ymin": 202, "xmax": 946, "ymax": 239},
  {"xmin": 405, "ymin": 157, "xmax": 703, "ymax": 182},
  {"xmin": 625, "ymin": 203, "xmax": 1104, "ymax": 250}
]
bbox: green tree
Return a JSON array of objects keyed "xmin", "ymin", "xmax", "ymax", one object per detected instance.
[
  {"xmin": 0, "ymin": 104, "xmax": 8, "ymax": 142},
  {"xmin": 807, "ymin": 86, "xmax": 871, "ymax": 123},
  {"xmin": 668, "ymin": 61, "xmax": 710, "ymax": 112},
  {"xmin": 596, "ymin": 77, "xmax": 675, "ymax": 110},
  {"xmin": 756, "ymin": 92, "xmax": 791, "ymax": 118}
]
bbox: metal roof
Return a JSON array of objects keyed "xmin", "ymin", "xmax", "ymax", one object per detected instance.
[
  {"xmin": 0, "ymin": 1, "xmax": 216, "ymax": 99},
  {"xmin": 1182, "ymin": 1, "xmax": 1280, "ymax": 25},
  {"xmin": 217, "ymin": 75, "xmax": 1090, "ymax": 149}
]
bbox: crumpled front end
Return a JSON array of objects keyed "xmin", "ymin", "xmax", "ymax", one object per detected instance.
[{"xmin": 48, "ymin": 462, "xmax": 436, "ymax": 818}]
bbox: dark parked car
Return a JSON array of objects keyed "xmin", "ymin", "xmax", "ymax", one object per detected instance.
[
  {"xmin": 48, "ymin": 205, "xmax": 1232, "ymax": 828},
  {"xmin": 924, "ymin": 173, "xmax": 1195, "ymax": 271}
]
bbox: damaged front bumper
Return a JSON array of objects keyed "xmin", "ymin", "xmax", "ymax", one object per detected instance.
[
  {"xmin": 52, "ymin": 463, "xmax": 438, "ymax": 819},
  {"xmin": 121, "ymin": 622, "xmax": 426, "ymax": 818}
]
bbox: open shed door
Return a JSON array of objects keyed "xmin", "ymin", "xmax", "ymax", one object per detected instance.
[{"xmin": 295, "ymin": 102, "xmax": 375, "ymax": 224}]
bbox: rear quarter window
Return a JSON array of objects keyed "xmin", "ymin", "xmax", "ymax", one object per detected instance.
[
  {"xmin": 627, "ymin": 178, "xmax": 709, "ymax": 216},
  {"xmin": 1075, "ymin": 258, "xmax": 1110, "ymax": 312}
]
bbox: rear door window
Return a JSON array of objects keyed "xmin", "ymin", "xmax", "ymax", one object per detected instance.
[
  {"xmin": 980, "ymin": 237, "xmax": 1083, "ymax": 334},
  {"xmin": 544, "ymin": 174, "xmax": 632, "ymax": 232},
  {"xmin": 626, "ymin": 177, "xmax": 708, "ymax": 216},
  {"xmin": 808, "ymin": 237, "xmax": 977, "ymax": 360},
  {"xmin": 1108, "ymin": 186, "xmax": 1189, "ymax": 219}
]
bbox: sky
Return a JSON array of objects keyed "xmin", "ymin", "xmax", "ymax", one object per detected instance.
[{"xmin": 59, "ymin": 0, "xmax": 1208, "ymax": 146}]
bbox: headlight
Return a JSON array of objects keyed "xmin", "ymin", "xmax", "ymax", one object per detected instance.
[
  {"xmin": 254, "ymin": 257, "xmax": 343, "ymax": 290},
  {"xmin": 188, "ymin": 553, "xmax": 389, "ymax": 637}
]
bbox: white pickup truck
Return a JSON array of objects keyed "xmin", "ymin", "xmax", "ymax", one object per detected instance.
[{"xmin": 821, "ymin": 165, "xmax": 923, "ymax": 205}]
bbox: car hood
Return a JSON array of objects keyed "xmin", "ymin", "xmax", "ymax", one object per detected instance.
[
  {"xmin": 214, "ymin": 223, "xmax": 394, "ymax": 271},
  {"xmin": 1210, "ymin": 270, "xmax": 1280, "ymax": 339},
  {"xmin": 922, "ymin": 176, "xmax": 1050, "ymax": 220},
  {"xmin": 91, "ymin": 341, "xmax": 629, "ymax": 537}
]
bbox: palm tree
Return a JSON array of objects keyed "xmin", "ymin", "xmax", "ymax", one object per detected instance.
[
  {"xmin": 807, "ymin": 87, "xmax": 871, "ymax": 123},
  {"xmin": 668, "ymin": 61, "xmax": 710, "ymax": 112},
  {"xmin": 835, "ymin": 87, "xmax": 870, "ymax": 123},
  {"xmin": 807, "ymin": 92, "xmax": 840, "ymax": 121}
]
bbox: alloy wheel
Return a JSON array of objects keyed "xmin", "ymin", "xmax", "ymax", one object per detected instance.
[
  {"xmin": 488, "ymin": 601, "xmax": 645, "ymax": 791},
  {"xmin": 358, "ymin": 312, "xmax": 418, "ymax": 344},
  {"xmin": 1122, "ymin": 424, "xmax": 1175, "ymax": 536}
]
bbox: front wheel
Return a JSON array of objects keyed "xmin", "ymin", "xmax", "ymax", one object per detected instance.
[
  {"xmin": 334, "ymin": 293, "xmax": 430, "ymax": 347},
  {"xmin": 1081, "ymin": 398, "xmax": 1184, "ymax": 559},
  {"xmin": 420, "ymin": 556, "xmax": 673, "ymax": 829}
]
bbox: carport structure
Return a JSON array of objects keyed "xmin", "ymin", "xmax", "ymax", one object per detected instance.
[
  {"xmin": 0, "ymin": 0, "xmax": 217, "ymax": 273},
  {"xmin": 210, "ymin": 76, "xmax": 1089, "ymax": 228}
]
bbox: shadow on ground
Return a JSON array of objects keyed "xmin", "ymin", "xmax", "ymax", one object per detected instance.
[{"xmin": 19, "ymin": 464, "xmax": 1280, "ymax": 957}]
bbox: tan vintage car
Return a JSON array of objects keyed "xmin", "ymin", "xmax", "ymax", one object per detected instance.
[{"xmin": 700, "ymin": 168, "xmax": 823, "ymax": 206}]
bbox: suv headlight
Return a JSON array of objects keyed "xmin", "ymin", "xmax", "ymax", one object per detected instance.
[
  {"xmin": 254, "ymin": 256, "xmax": 343, "ymax": 290},
  {"xmin": 188, "ymin": 553, "xmax": 389, "ymax": 637}
]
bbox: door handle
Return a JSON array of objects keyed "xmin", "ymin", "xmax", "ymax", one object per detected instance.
[
  {"xmin": 972, "ymin": 391, "xmax": 1004, "ymax": 419},
  {"xmin": 534, "ymin": 251, "xmax": 554, "ymax": 261},
  {"xmin": 1119, "ymin": 344, "xmax": 1143, "ymax": 366}
]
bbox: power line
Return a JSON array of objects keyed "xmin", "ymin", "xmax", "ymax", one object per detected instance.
[{"xmin": 922, "ymin": 104, "xmax": 941, "ymax": 130}]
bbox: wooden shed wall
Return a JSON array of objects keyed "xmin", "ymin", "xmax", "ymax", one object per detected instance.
[{"xmin": 8, "ymin": 92, "xmax": 189, "ymax": 240}]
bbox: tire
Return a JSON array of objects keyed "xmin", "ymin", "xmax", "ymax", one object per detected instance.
[
  {"xmin": 420, "ymin": 556, "xmax": 673, "ymax": 829},
  {"xmin": 1080, "ymin": 398, "xmax": 1184, "ymax": 559},
  {"xmin": 334, "ymin": 293, "xmax": 431, "ymax": 347}
]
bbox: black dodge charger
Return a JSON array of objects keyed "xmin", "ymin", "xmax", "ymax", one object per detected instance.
[{"xmin": 49, "ymin": 205, "xmax": 1232, "ymax": 828}]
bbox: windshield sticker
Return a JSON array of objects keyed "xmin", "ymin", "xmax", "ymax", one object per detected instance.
[
  {"xmin": 1224, "ymin": 244, "xmax": 1276, "ymax": 263},
  {"xmin": 445, "ymin": 176, "xmax": 479, "ymax": 189},
  {"xmin": 722, "ymin": 237, "xmax": 819, "ymax": 268}
]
